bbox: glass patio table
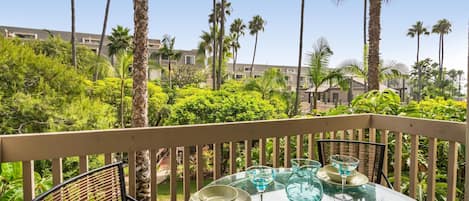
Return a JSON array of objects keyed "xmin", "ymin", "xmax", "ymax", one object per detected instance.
[{"xmin": 203, "ymin": 168, "xmax": 415, "ymax": 201}]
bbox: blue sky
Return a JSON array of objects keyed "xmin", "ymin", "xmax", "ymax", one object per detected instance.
[{"xmin": 0, "ymin": 0, "xmax": 467, "ymax": 73}]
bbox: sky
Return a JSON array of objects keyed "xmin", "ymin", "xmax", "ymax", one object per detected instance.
[{"xmin": 0, "ymin": 0, "xmax": 468, "ymax": 74}]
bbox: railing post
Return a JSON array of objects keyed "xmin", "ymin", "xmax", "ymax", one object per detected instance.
[
  {"xmin": 393, "ymin": 132, "xmax": 403, "ymax": 191},
  {"xmin": 52, "ymin": 158, "xmax": 63, "ymax": 186},
  {"xmin": 150, "ymin": 149, "xmax": 158, "ymax": 201},
  {"xmin": 196, "ymin": 145, "xmax": 204, "ymax": 190},
  {"xmin": 427, "ymin": 137, "xmax": 437, "ymax": 201},
  {"xmin": 22, "ymin": 160, "xmax": 35, "ymax": 201},
  {"xmin": 409, "ymin": 135, "xmax": 419, "ymax": 198}
]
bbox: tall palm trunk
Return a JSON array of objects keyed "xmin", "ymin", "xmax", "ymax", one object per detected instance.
[
  {"xmin": 211, "ymin": 0, "xmax": 217, "ymax": 90},
  {"xmin": 95, "ymin": 0, "xmax": 111, "ymax": 81},
  {"xmin": 168, "ymin": 58, "xmax": 172, "ymax": 88},
  {"xmin": 312, "ymin": 88, "xmax": 318, "ymax": 110},
  {"xmin": 132, "ymin": 0, "xmax": 150, "ymax": 200},
  {"xmin": 417, "ymin": 34, "xmax": 422, "ymax": 102},
  {"xmin": 367, "ymin": 0, "xmax": 381, "ymax": 90},
  {"xmin": 250, "ymin": 33, "xmax": 258, "ymax": 77},
  {"xmin": 71, "ymin": 0, "xmax": 77, "ymax": 68},
  {"xmin": 363, "ymin": 0, "xmax": 367, "ymax": 45},
  {"xmin": 294, "ymin": 0, "xmax": 305, "ymax": 116},
  {"xmin": 217, "ymin": 0, "xmax": 225, "ymax": 90},
  {"xmin": 120, "ymin": 78, "xmax": 125, "ymax": 128},
  {"xmin": 232, "ymin": 48, "xmax": 237, "ymax": 79},
  {"xmin": 440, "ymin": 34, "xmax": 445, "ymax": 94}
]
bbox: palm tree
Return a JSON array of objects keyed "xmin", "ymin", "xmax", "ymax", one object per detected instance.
[
  {"xmin": 229, "ymin": 18, "xmax": 246, "ymax": 79},
  {"xmin": 208, "ymin": 0, "xmax": 219, "ymax": 90},
  {"xmin": 244, "ymin": 68, "xmax": 286, "ymax": 99},
  {"xmin": 293, "ymin": 0, "xmax": 306, "ymax": 116},
  {"xmin": 132, "ymin": 0, "xmax": 150, "ymax": 200},
  {"xmin": 368, "ymin": 0, "xmax": 390, "ymax": 90},
  {"xmin": 340, "ymin": 47, "xmax": 403, "ymax": 92},
  {"xmin": 95, "ymin": 0, "xmax": 111, "ymax": 81},
  {"xmin": 248, "ymin": 15, "xmax": 266, "ymax": 77},
  {"xmin": 217, "ymin": 0, "xmax": 227, "ymax": 90},
  {"xmin": 457, "ymin": 70, "xmax": 464, "ymax": 95},
  {"xmin": 114, "ymin": 51, "xmax": 132, "ymax": 128},
  {"xmin": 308, "ymin": 38, "xmax": 348, "ymax": 110},
  {"xmin": 197, "ymin": 30, "xmax": 216, "ymax": 66},
  {"xmin": 407, "ymin": 21, "xmax": 430, "ymax": 102},
  {"xmin": 107, "ymin": 25, "xmax": 133, "ymax": 64},
  {"xmin": 157, "ymin": 35, "xmax": 181, "ymax": 89},
  {"xmin": 432, "ymin": 19, "xmax": 452, "ymax": 88},
  {"xmin": 70, "ymin": 0, "xmax": 77, "ymax": 68}
]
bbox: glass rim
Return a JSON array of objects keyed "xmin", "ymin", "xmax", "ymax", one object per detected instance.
[
  {"xmin": 329, "ymin": 154, "xmax": 360, "ymax": 164},
  {"xmin": 291, "ymin": 158, "xmax": 322, "ymax": 167},
  {"xmin": 246, "ymin": 165, "xmax": 273, "ymax": 170}
]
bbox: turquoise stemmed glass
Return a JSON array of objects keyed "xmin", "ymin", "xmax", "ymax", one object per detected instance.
[
  {"xmin": 330, "ymin": 155, "xmax": 359, "ymax": 200},
  {"xmin": 246, "ymin": 165, "xmax": 274, "ymax": 201}
]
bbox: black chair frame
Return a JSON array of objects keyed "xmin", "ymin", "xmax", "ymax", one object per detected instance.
[{"xmin": 317, "ymin": 139, "xmax": 393, "ymax": 189}]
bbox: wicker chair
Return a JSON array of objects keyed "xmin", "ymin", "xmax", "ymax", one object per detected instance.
[
  {"xmin": 33, "ymin": 162, "xmax": 136, "ymax": 201},
  {"xmin": 317, "ymin": 139, "xmax": 393, "ymax": 188}
]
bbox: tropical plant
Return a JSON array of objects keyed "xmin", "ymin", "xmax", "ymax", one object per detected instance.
[
  {"xmin": 407, "ymin": 21, "xmax": 430, "ymax": 102},
  {"xmin": 157, "ymin": 34, "xmax": 181, "ymax": 89},
  {"xmin": 132, "ymin": 0, "xmax": 151, "ymax": 199},
  {"xmin": 447, "ymin": 69, "xmax": 458, "ymax": 97},
  {"xmin": 307, "ymin": 38, "xmax": 348, "ymax": 110},
  {"xmin": 294, "ymin": 0, "xmax": 306, "ymax": 116},
  {"xmin": 107, "ymin": 25, "xmax": 133, "ymax": 64},
  {"xmin": 244, "ymin": 68, "xmax": 286, "ymax": 99},
  {"xmin": 248, "ymin": 15, "xmax": 266, "ymax": 77},
  {"xmin": 340, "ymin": 48, "xmax": 403, "ymax": 92},
  {"xmin": 229, "ymin": 18, "xmax": 246, "ymax": 79},
  {"xmin": 71, "ymin": 0, "xmax": 77, "ymax": 68},
  {"xmin": 95, "ymin": 0, "xmax": 111, "ymax": 81},
  {"xmin": 113, "ymin": 51, "xmax": 133, "ymax": 128},
  {"xmin": 351, "ymin": 89, "xmax": 401, "ymax": 115},
  {"xmin": 432, "ymin": 19, "xmax": 452, "ymax": 89}
]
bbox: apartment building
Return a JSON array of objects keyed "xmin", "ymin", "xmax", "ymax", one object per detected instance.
[
  {"xmin": 1, "ymin": 25, "xmax": 161, "ymax": 56},
  {"xmin": 228, "ymin": 63, "xmax": 311, "ymax": 91}
]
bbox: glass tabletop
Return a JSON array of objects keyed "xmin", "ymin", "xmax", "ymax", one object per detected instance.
[{"xmin": 208, "ymin": 168, "xmax": 415, "ymax": 201}]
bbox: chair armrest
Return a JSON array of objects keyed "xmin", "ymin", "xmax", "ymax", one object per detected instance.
[{"xmin": 126, "ymin": 195, "xmax": 138, "ymax": 201}]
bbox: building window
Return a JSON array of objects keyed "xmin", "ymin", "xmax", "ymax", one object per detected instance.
[
  {"xmin": 9, "ymin": 32, "xmax": 37, "ymax": 39},
  {"xmin": 184, "ymin": 55, "xmax": 195, "ymax": 65},
  {"xmin": 287, "ymin": 69, "xmax": 296, "ymax": 73},
  {"xmin": 82, "ymin": 37, "xmax": 100, "ymax": 44},
  {"xmin": 300, "ymin": 76, "xmax": 305, "ymax": 81},
  {"xmin": 244, "ymin": 66, "xmax": 251, "ymax": 72},
  {"xmin": 235, "ymin": 74, "xmax": 244, "ymax": 79},
  {"xmin": 90, "ymin": 48, "xmax": 99, "ymax": 54},
  {"xmin": 254, "ymin": 75, "xmax": 261, "ymax": 78},
  {"xmin": 148, "ymin": 42, "xmax": 160, "ymax": 49}
]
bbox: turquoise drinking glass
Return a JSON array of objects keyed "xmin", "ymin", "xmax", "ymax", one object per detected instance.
[
  {"xmin": 246, "ymin": 165, "xmax": 274, "ymax": 201},
  {"xmin": 330, "ymin": 155, "xmax": 359, "ymax": 201}
]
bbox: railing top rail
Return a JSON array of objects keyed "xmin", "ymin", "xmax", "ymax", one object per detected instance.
[
  {"xmin": 371, "ymin": 114, "xmax": 466, "ymax": 144},
  {"xmin": 0, "ymin": 114, "xmax": 371, "ymax": 162}
]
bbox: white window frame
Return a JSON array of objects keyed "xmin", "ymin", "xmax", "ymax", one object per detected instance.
[{"xmin": 184, "ymin": 55, "xmax": 196, "ymax": 65}]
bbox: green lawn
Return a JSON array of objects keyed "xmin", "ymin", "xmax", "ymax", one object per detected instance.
[{"xmin": 156, "ymin": 179, "xmax": 213, "ymax": 201}]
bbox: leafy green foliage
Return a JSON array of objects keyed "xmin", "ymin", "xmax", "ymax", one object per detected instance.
[
  {"xmin": 90, "ymin": 78, "xmax": 169, "ymax": 127},
  {"xmin": 351, "ymin": 89, "xmax": 401, "ymax": 115},
  {"xmin": 167, "ymin": 89, "xmax": 280, "ymax": 125}
]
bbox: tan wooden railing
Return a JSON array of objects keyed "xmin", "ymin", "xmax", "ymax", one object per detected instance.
[{"xmin": 0, "ymin": 114, "xmax": 465, "ymax": 201}]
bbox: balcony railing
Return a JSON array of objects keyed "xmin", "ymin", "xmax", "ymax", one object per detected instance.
[{"xmin": 0, "ymin": 114, "xmax": 465, "ymax": 201}]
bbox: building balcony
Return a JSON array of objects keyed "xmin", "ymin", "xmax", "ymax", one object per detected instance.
[{"xmin": 0, "ymin": 114, "xmax": 464, "ymax": 201}]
